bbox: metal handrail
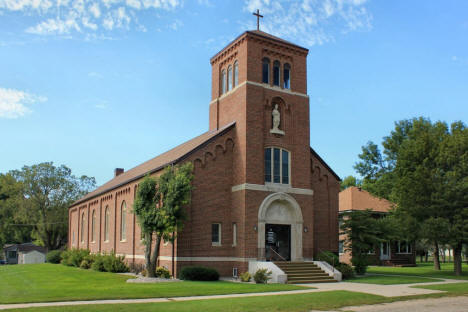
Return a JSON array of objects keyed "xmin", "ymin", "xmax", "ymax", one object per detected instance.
[
  {"xmin": 316, "ymin": 247, "xmax": 336, "ymax": 272},
  {"xmin": 269, "ymin": 246, "xmax": 287, "ymax": 262}
]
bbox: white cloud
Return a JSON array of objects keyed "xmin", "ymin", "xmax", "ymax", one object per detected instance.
[
  {"xmin": 0, "ymin": 0, "xmax": 183, "ymax": 37},
  {"xmin": 243, "ymin": 0, "xmax": 372, "ymax": 46},
  {"xmin": 0, "ymin": 87, "xmax": 46, "ymax": 119},
  {"xmin": 88, "ymin": 71, "xmax": 103, "ymax": 79}
]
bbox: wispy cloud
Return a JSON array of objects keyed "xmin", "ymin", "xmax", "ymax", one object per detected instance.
[
  {"xmin": 243, "ymin": 0, "xmax": 372, "ymax": 46},
  {"xmin": 88, "ymin": 72, "xmax": 104, "ymax": 79},
  {"xmin": 451, "ymin": 55, "xmax": 468, "ymax": 65},
  {"xmin": 0, "ymin": 0, "xmax": 182, "ymax": 36},
  {"xmin": 0, "ymin": 87, "xmax": 46, "ymax": 119}
]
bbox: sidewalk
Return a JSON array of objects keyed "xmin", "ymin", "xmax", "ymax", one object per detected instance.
[{"xmin": 0, "ymin": 278, "xmax": 466, "ymax": 310}]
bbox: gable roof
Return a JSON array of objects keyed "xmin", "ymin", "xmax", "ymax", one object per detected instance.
[
  {"xmin": 72, "ymin": 122, "xmax": 236, "ymax": 207},
  {"xmin": 310, "ymin": 147, "xmax": 341, "ymax": 181},
  {"xmin": 4, "ymin": 243, "xmax": 46, "ymax": 254},
  {"xmin": 339, "ymin": 186, "xmax": 393, "ymax": 213}
]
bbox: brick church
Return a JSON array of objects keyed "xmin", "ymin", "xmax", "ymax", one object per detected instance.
[{"xmin": 69, "ymin": 29, "xmax": 341, "ymax": 278}]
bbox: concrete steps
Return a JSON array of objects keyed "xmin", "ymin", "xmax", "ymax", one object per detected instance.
[{"xmin": 274, "ymin": 261, "xmax": 337, "ymax": 284}]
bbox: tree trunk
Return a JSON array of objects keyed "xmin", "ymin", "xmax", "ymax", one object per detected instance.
[
  {"xmin": 150, "ymin": 235, "xmax": 162, "ymax": 277},
  {"xmin": 144, "ymin": 232, "xmax": 153, "ymax": 277},
  {"xmin": 172, "ymin": 231, "xmax": 175, "ymax": 278},
  {"xmin": 453, "ymin": 243, "xmax": 462, "ymax": 276},
  {"xmin": 433, "ymin": 241, "xmax": 441, "ymax": 270},
  {"xmin": 425, "ymin": 251, "xmax": 428, "ymax": 263}
]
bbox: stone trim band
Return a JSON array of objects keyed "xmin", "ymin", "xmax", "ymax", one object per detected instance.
[{"xmin": 231, "ymin": 183, "xmax": 314, "ymax": 196}]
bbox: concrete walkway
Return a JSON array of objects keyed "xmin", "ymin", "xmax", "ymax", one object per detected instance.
[{"xmin": 0, "ymin": 278, "xmax": 466, "ymax": 310}]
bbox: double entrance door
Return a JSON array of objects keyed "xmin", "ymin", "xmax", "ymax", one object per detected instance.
[{"xmin": 265, "ymin": 224, "xmax": 291, "ymax": 261}]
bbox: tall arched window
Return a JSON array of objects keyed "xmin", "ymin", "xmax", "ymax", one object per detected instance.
[
  {"xmin": 104, "ymin": 206, "xmax": 110, "ymax": 242},
  {"xmin": 283, "ymin": 63, "xmax": 291, "ymax": 89},
  {"xmin": 234, "ymin": 61, "xmax": 239, "ymax": 87},
  {"xmin": 264, "ymin": 147, "xmax": 290, "ymax": 184},
  {"xmin": 81, "ymin": 212, "xmax": 85, "ymax": 243},
  {"xmin": 262, "ymin": 58, "xmax": 270, "ymax": 84},
  {"xmin": 91, "ymin": 210, "xmax": 96, "ymax": 242},
  {"xmin": 227, "ymin": 65, "xmax": 233, "ymax": 91},
  {"xmin": 221, "ymin": 69, "xmax": 226, "ymax": 94},
  {"xmin": 120, "ymin": 201, "xmax": 126, "ymax": 241},
  {"xmin": 273, "ymin": 60, "xmax": 280, "ymax": 86}
]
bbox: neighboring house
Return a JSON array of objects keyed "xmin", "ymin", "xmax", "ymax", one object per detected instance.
[
  {"xmin": 69, "ymin": 29, "xmax": 341, "ymax": 278},
  {"xmin": 339, "ymin": 187, "xmax": 416, "ymax": 266},
  {"xmin": 3, "ymin": 243, "xmax": 46, "ymax": 264}
]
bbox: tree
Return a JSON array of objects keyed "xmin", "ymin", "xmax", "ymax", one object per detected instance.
[
  {"xmin": 133, "ymin": 163, "xmax": 193, "ymax": 277},
  {"xmin": 0, "ymin": 173, "xmax": 32, "ymax": 249},
  {"xmin": 355, "ymin": 117, "xmax": 468, "ymax": 275},
  {"xmin": 340, "ymin": 175, "xmax": 360, "ymax": 190},
  {"xmin": 11, "ymin": 162, "xmax": 95, "ymax": 250},
  {"xmin": 340, "ymin": 210, "xmax": 385, "ymax": 274}
]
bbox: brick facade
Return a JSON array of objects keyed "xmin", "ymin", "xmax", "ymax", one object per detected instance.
[{"xmin": 69, "ymin": 30, "xmax": 340, "ymax": 277}]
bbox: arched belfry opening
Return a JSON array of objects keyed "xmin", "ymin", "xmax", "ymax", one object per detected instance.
[{"xmin": 257, "ymin": 192, "xmax": 303, "ymax": 261}]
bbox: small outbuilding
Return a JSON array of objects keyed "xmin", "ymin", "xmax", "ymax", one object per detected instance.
[{"xmin": 3, "ymin": 243, "xmax": 47, "ymax": 264}]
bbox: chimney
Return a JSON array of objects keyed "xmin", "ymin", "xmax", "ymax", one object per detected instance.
[{"xmin": 114, "ymin": 168, "xmax": 124, "ymax": 177}]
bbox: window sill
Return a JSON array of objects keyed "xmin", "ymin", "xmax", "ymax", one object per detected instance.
[
  {"xmin": 212, "ymin": 243, "xmax": 221, "ymax": 247},
  {"xmin": 396, "ymin": 252, "xmax": 412, "ymax": 254},
  {"xmin": 120, "ymin": 240, "xmax": 127, "ymax": 243}
]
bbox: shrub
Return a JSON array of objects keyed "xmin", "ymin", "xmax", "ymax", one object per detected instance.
[
  {"xmin": 239, "ymin": 272, "xmax": 251, "ymax": 282},
  {"xmin": 316, "ymin": 251, "xmax": 339, "ymax": 266},
  {"xmin": 102, "ymin": 252, "xmax": 129, "ymax": 273},
  {"xmin": 91, "ymin": 254, "xmax": 106, "ymax": 272},
  {"xmin": 253, "ymin": 268, "xmax": 272, "ymax": 284},
  {"xmin": 61, "ymin": 249, "xmax": 90, "ymax": 267},
  {"xmin": 179, "ymin": 266, "xmax": 219, "ymax": 281},
  {"xmin": 352, "ymin": 256, "xmax": 368, "ymax": 275},
  {"xmin": 335, "ymin": 262, "xmax": 354, "ymax": 279},
  {"xmin": 46, "ymin": 250, "xmax": 62, "ymax": 264},
  {"xmin": 79, "ymin": 254, "xmax": 95, "ymax": 269},
  {"xmin": 155, "ymin": 266, "xmax": 171, "ymax": 278}
]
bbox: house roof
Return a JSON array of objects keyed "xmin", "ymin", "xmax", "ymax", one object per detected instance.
[
  {"xmin": 4, "ymin": 243, "xmax": 46, "ymax": 254},
  {"xmin": 72, "ymin": 122, "xmax": 236, "ymax": 207},
  {"xmin": 339, "ymin": 186, "xmax": 393, "ymax": 213}
]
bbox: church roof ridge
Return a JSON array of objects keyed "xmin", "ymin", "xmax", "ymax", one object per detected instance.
[{"xmin": 71, "ymin": 122, "xmax": 236, "ymax": 207}]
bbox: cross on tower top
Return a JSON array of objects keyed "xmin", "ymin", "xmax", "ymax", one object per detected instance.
[{"xmin": 253, "ymin": 9, "xmax": 263, "ymax": 31}]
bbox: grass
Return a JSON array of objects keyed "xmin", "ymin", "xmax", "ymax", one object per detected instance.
[
  {"xmin": 4, "ymin": 290, "xmax": 389, "ymax": 312},
  {"xmin": 0, "ymin": 264, "xmax": 303, "ymax": 304},
  {"xmin": 348, "ymin": 274, "xmax": 442, "ymax": 285},
  {"xmin": 366, "ymin": 262, "xmax": 468, "ymax": 280},
  {"xmin": 413, "ymin": 282, "xmax": 468, "ymax": 295}
]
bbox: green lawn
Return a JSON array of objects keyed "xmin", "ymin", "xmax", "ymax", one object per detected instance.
[
  {"xmin": 413, "ymin": 282, "xmax": 468, "ymax": 295},
  {"xmin": 4, "ymin": 290, "xmax": 389, "ymax": 312},
  {"xmin": 0, "ymin": 264, "xmax": 303, "ymax": 304},
  {"xmin": 348, "ymin": 274, "xmax": 442, "ymax": 285},
  {"xmin": 366, "ymin": 262, "xmax": 468, "ymax": 280}
]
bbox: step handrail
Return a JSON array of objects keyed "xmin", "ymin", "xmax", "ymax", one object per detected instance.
[
  {"xmin": 316, "ymin": 247, "xmax": 336, "ymax": 272},
  {"xmin": 269, "ymin": 246, "xmax": 287, "ymax": 262}
]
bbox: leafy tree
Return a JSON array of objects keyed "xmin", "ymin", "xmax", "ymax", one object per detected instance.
[
  {"xmin": 0, "ymin": 173, "xmax": 32, "ymax": 249},
  {"xmin": 340, "ymin": 210, "xmax": 385, "ymax": 274},
  {"xmin": 11, "ymin": 162, "xmax": 95, "ymax": 250},
  {"xmin": 340, "ymin": 175, "xmax": 360, "ymax": 190},
  {"xmin": 134, "ymin": 163, "xmax": 193, "ymax": 277}
]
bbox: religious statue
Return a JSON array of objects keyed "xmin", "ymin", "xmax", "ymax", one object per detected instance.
[{"xmin": 270, "ymin": 104, "xmax": 285, "ymax": 135}]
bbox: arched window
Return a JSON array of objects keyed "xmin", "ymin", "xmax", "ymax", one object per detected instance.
[
  {"xmin": 91, "ymin": 210, "xmax": 96, "ymax": 242},
  {"xmin": 234, "ymin": 61, "xmax": 239, "ymax": 87},
  {"xmin": 104, "ymin": 206, "xmax": 110, "ymax": 242},
  {"xmin": 221, "ymin": 69, "xmax": 226, "ymax": 94},
  {"xmin": 283, "ymin": 63, "xmax": 291, "ymax": 89},
  {"xmin": 227, "ymin": 65, "xmax": 233, "ymax": 91},
  {"xmin": 264, "ymin": 147, "xmax": 290, "ymax": 184},
  {"xmin": 120, "ymin": 201, "xmax": 126, "ymax": 241},
  {"xmin": 81, "ymin": 212, "xmax": 85, "ymax": 243},
  {"xmin": 273, "ymin": 60, "xmax": 280, "ymax": 86},
  {"xmin": 262, "ymin": 58, "xmax": 270, "ymax": 84}
]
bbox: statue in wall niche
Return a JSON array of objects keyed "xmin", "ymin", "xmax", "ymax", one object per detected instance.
[{"xmin": 270, "ymin": 104, "xmax": 285, "ymax": 135}]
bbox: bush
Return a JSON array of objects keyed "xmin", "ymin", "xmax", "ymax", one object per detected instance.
[
  {"xmin": 335, "ymin": 262, "xmax": 354, "ymax": 279},
  {"xmin": 239, "ymin": 272, "xmax": 251, "ymax": 282},
  {"xmin": 91, "ymin": 254, "xmax": 106, "ymax": 272},
  {"xmin": 253, "ymin": 268, "xmax": 272, "ymax": 284},
  {"xmin": 79, "ymin": 254, "xmax": 95, "ymax": 269},
  {"xmin": 102, "ymin": 252, "xmax": 129, "ymax": 273},
  {"xmin": 352, "ymin": 256, "xmax": 368, "ymax": 275},
  {"xmin": 179, "ymin": 266, "xmax": 219, "ymax": 281},
  {"xmin": 61, "ymin": 249, "xmax": 90, "ymax": 267},
  {"xmin": 155, "ymin": 266, "xmax": 171, "ymax": 278},
  {"xmin": 316, "ymin": 251, "xmax": 339, "ymax": 266},
  {"xmin": 46, "ymin": 250, "xmax": 62, "ymax": 264}
]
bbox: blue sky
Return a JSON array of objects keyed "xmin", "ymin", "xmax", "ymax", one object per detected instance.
[{"xmin": 0, "ymin": 0, "xmax": 467, "ymax": 185}]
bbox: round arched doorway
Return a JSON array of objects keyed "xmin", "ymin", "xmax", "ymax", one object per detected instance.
[{"xmin": 257, "ymin": 192, "xmax": 304, "ymax": 261}]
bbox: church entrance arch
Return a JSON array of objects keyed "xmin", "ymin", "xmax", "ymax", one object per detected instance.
[{"xmin": 257, "ymin": 192, "xmax": 303, "ymax": 261}]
